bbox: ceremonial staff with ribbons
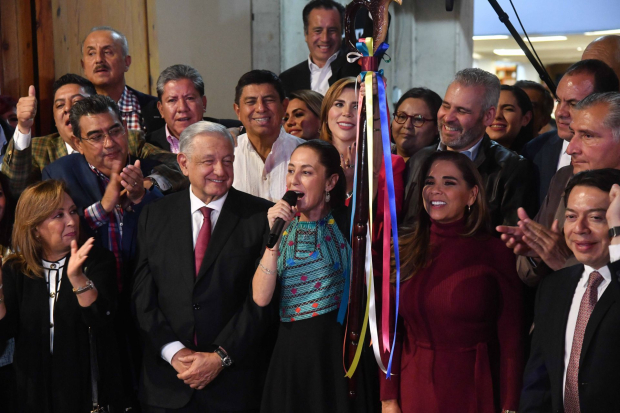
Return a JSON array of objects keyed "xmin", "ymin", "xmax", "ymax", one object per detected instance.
[{"xmin": 342, "ymin": 0, "xmax": 403, "ymax": 398}]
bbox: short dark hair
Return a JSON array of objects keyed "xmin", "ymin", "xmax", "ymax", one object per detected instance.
[
  {"xmin": 564, "ymin": 59, "xmax": 620, "ymax": 94},
  {"xmin": 156, "ymin": 64, "xmax": 204, "ymax": 100},
  {"xmin": 514, "ymin": 80, "xmax": 554, "ymax": 117},
  {"xmin": 52, "ymin": 74, "xmax": 97, "ymax": 98},
  {"xmin": 302, "ymin": 0, "xmax": 345, "ymax": 34},
  {"xmin": 565, "ymin": 168, "xmax": 620, "ymax": 206},
  {"xmin": 293, "ymin": 139, "xmax": 346, "ymax": 209},
  {"xmin": 395, "ymin": 87, "xmax": 443, "ymax": 121},
  {"xmin": 69, "ymin": 95, "xmax": 123, "ymax": 139},
  {"xmin": 234, "ymin": 70, "xmax": 286, "ymax": 105}
]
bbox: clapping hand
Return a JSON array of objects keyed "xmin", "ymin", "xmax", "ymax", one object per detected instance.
[{"xmin": 67, "ymin": 238, "xmax": 94, "ymax": 280}]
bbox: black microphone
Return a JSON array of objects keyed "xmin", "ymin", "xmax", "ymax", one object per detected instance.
[{"xmin": 266, "ymin": 190, "xmax": 299, "ymax": 249}]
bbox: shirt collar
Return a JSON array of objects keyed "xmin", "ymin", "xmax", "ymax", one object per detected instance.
[
  {"xmin": 65, "ymin": 142, "xmax": 77, "ymax": 155},
  {"xmin": 308, "ymin": 51, "xmax": 339, "ymax": 72},
  {"xmin": 189, "ymin": 185, "xmax": 228, "ymax": 215},
  {"xmin": 165, "ymin": 125, "xmax": 176, "ymax": 141},
  {"xmin": 582, "ymin": 264, "xmax": 612, "ymax": 288},
  {"xmin": 118, "ymin": 86, "xmax": 140, "ymax": 113},
  {"xmin": 437, "ymin": 136, "xmax": 484, "ymax": 161},
  {"xmin": 42, "ymin": 257, "xmax": 67, "ymax": 269}
]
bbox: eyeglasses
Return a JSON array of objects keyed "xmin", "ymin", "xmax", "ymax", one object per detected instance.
[
  {"xmin": 392, "ymin": 112, "xmax": 436, "ymax": 127},
  {"xmin": 81, "ymin": 126, "xmax": 125, "ymax": 145}
]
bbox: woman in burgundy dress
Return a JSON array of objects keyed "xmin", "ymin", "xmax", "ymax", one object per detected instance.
[{"xmin": 381, "ymin": 151, "xmax": 524, "ymax": 413}]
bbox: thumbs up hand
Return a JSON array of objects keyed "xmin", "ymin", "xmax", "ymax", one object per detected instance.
[{"xmin": 16, "ymin": 85, "xmax": 38, "ymax": 134}]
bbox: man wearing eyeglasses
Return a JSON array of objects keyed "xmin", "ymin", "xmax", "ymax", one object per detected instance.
[
  {"xmin": 3, "ymin": 74, "xmax": 185, "ymax": 197},
  {"xmin": 402, "ymin": 68, "xmax": 536, "ymax": 230}
]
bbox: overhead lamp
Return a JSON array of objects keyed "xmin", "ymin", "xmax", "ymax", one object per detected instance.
[
  {"xmin": 523, "ymin": 36, "xmax": 567, "ymax": 42},
  {"xmin": 472, "ymin": 53, "xmax": 483, "ymax": 59},
  {"xmin": 473, "ymin": 35, "xmax": 509, "ymax": 40},
  {"xmin": 493, "ymin": 49, "xmax": 525, "ymax": 56},
  {"xmin": 584, "ymin": 29, "xmax": 620, "ymax": 36}
]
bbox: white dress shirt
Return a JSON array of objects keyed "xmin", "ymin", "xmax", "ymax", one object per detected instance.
[
  {"xmin": 13, "ymin": 128, "xmax": 76, "ymax": 155},
  {"xmin": 437, "ymin": 137, "xmax": 484, "ymax": 162},
  {"xmin": 309, "ymin": 51, "xmax": 339, "ymax": 95},
  {"xmin": 557, "ymin": 139, "xmax": 571, "ymax": 171},
  {"xmin": 43, "ymin": 257, "xmax": 67, "ymax": 354},
  {"xmin": 160, "ymin": 186, "xmax": 228, "ymax": 364},
  {"xmin": 233, "ymin": 128, "xmax": 304, "ymax": 202},
  {"xmin": 562, "ymin": 263, "xmax": 612, "ymax": 400}
]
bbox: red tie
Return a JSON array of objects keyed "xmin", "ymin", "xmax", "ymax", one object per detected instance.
[
  {"xmin": 194, "ymin": 207, "xmax": 212, "ymax": 277},
  {"xmin": 564, "ymin": 270, "xmax": 604, "ymax": 413}
]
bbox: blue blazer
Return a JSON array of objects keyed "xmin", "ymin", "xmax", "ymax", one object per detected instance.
[{"xmin": 42, "ymin": 153, "xmax": 163, "ymax": 279}]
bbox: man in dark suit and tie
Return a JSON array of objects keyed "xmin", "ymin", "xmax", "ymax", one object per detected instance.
[
  {"xmin": 279, "ymin": 0, "xmax": 361, "ymax": 96},
  {"xmin": 520, "ymin": 169, "xmax": 620, "ymax": 412},
  {"xmin": 133, "ymin": 121, "xmax": 275, "ymax": 412},
  {"xmin": 520, "ymin": 60, "xmax": 619, "ymax": 210}
]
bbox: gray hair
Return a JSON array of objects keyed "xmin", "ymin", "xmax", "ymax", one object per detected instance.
[
  {"xmin": 83, "ymin": 26, "xmax": 129, "ymax": 57},
  {"xmin": 156, "ymin": 64, "xmax": 205, "ymax": 100},
  {"xmin": 574, "ymin": 92, "xmax": 620, "ymax": 140},
  {"xmin": 179, "ymin": 121, "xmax": 235, "ymax": 155},
  {"xmin": 452, "ymin": 68, "xmax": 501, "ymax": 114}
]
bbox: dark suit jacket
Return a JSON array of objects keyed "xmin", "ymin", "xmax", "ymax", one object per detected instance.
[
  {"xmin": 520, "ymin": 261, "xmax": 620, "ymax": 412},
  {"xmin": 146, "ymin": 116, "xmax": 242, "ymax": 152},
  {"xmin": 0, "ymin": 247, "xmax": 122, "ymax": 413},
  {"xmin": 517, "ymin": 165, "xmax": 576, "ymax": 286},
  {"xmin": 402, "ymin": 135, "xmax": 537, "ymax": 229},
  {"xmin": 132, "ymin": 187, "xmax": 276, "ymax": 410},
  {"xmin": 127, "ymin": 86, "xmax": 161, "ymax": 134},
  {"xmin": 279, "ymin": 51, "xmax": 362, "ymax": 96},
  {"xmin": 521, "ymin": 130, "xmax": 564, "ymax": 211},
  {"xmin": 41, "ymin": 153, "xmax": 163, "ymax": 282}
]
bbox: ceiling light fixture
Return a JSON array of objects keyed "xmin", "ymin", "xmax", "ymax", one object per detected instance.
[
  {"xmin": 473, "ymin": 35, "xmax": 510, "ymax": 40},
  {"xmin": 584, "ymin": 29, "xmax": 620, "ymax": 36},
  {"xmin": 523, "ymin": 36, "xmax": 567, "ymax": 42},
  {"xmin": 493, "ymin": 49, "xmax": 525, "ymax": 56}
]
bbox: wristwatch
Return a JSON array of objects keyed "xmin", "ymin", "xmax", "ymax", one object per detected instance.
[
  {"xmin": 609, "ymin": 226, "xmax": 620, "ymax": 238},
  {"xmin": 214, "ymin": 346, "xmax": 233, "ymax": 367}
]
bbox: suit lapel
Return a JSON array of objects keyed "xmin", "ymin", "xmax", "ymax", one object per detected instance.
[
  {"xmin": 74, "ymin": 156, "xmax": 104, "ymax": 204},
  {"xmin": 542, "ymin": 134, "xmax": 563, "ymax": 184},
  {"xmin": 168, "ymin": 190, "xmax": 197, "ymax": 291},
  {"xmin": 196, "ymin": 188, "xmax": 242, "ymax": 282},
  {"xmin": 52, "ymin": 134, "xmax": 68, "ymax": 159},
  {"xmin": 580, "ymin": 269, "xmax": 620, "ymax": 362}
]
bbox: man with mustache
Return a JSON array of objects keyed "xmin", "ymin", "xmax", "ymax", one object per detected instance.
[
  {"xmin": 81, "ymin": 26, "xmax": 161, "ymax": 133},
  {"xmin": 2, "ymin": 74, "xmax": 184, "ymax": 197},
  {"xmin": 279, "ymin": 0, "xmax": 360, "ymax": 96},
  {"xmin": 402, "ymin": 68, "xmax": 536, "ymax": 229},
  {"xmin": 232, "ymin": 70, "xmax": 304, "ymax": 202},
  {"xmin": 520, "ymin": 60, "xmax": 619, "ymax": 210}
]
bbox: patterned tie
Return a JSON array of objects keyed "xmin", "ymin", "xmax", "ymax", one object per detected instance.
[
  {"xmin": 194, "ymin": 207, "xmax": 212, "ymax": 277},
  {"xmin": 564, "ymin": 270, "xmax": 604, "ymax": 412}
]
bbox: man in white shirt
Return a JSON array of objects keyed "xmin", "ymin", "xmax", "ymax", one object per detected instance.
[
  {"xmin": 233, "ymin": 70, "xmax": 304, "ymax": 201},
  {"xmin": 279, "ymin": 0, "xmax": 361, "ymax": 96},
  {"xmin": 520, "ymin": 168, "xmax": 620, "ymax": 412},
  {"xmin": 133, "ymin": 121, "xmax": 274, "ymax": 412}
]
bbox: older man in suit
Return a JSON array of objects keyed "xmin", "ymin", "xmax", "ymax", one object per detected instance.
[
  {"xmin": 2, "ymin": 73, "xmax": 184, "ymax": 197},
  {"xmin": 133, "ymin": 121, "xmax": 275, "ymax": 412},
  {"xmin": 520, "ymin": 169, "xmax": 620, "ymax": 412}
]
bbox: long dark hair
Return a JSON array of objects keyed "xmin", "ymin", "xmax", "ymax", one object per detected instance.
[
  {"xmin": 500, "ymin": 85, "xmax": 534, "ymax": 153},
  {"xmin": 293, "ymin": 140, "xmax": 347, "ymax": 209},
  {"xmin": 393, "ymin": 151, "xmax": 490, "ymax": 283}
]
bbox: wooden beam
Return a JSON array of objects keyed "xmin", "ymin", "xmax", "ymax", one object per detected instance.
[{"xmin": 34, "ymin": 0, "xmax": 55, "ymax": 135}]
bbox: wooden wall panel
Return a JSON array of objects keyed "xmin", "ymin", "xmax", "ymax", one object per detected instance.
[
  {"xmin": 34, "ymin": 0, "xmax": 55, "ymax": 135},
  {"xmin": 0, "ymin": 0, "xmax": 35, "ymax": 101},
  {"xmin": 51, "ymin": 0, "xmax": 152, "ymax": 94}
]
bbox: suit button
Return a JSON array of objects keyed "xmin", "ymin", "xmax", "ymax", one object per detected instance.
[{"xmin": 193, "ymin": 304, "xmax": 201, "ymax": 310}]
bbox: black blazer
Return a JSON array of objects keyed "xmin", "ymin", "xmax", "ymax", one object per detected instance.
[
  {"xmin": 279, "ymin": 51, "xmax": 362, "ymax": 96},
  {"xmin": 42, "ymin": 153, "xmax": 163, "ymax": 283},
  {"xmin": 521, "ymin": 130, "xmax": 564, "ymax": 211},
  {"xmin": 127, "ymin": 86, "xmax": 161, "ymax": 134},
  {"xmin": 146, "ymin": 117, "xmax": 243, "ymax": 151},
  {"xmin": 402, "ymin": 136, "xmax": 537, "ymax": 228},
  {"xmin": 132, "ymin": 187, "xmax": 276, "ymax": 411},
  {"xmin": 520, "ymin": 262, "xmax": 620, "ymax": 412},
  {"xmin": 0, "ymin": 247, "xmax": 122, "ymax": 413}
]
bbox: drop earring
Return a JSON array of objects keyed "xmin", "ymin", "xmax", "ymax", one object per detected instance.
[{"xmin": 325, "ymin": 191, "xmax": 331, "ymax": 203}]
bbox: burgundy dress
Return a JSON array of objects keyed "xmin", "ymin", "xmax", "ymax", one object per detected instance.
[{"xmin": 380, "ymin": 219, "xmax": 524, "ymax": 413}]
